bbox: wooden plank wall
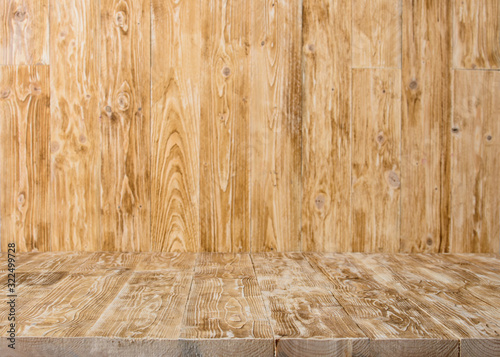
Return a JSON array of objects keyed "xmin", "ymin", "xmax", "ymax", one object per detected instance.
[{"xmin": 0, "ymin": 0, "xmax": 499, "ymax": 253}]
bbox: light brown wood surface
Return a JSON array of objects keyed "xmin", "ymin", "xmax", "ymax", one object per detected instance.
[
  {"xmin": 401, "ymin": 0, "xmax": 452, "ymax": 253},
  {"xmin": 151, "ymin": 0, "xmax": 200, "ymax": 252},
  {"xmin": 1, "ymin": 252, "xmax": 500, "ymax": 356},
  {"xmin": 0, "ymin": 0, "xmax": 499, "ymax": 254},
  {"xmin": 301, "ymin": 0, "xmax": 352, "ymax": 252},
  {"xmin": 100, "ymin": 0, "xmax": 150, "ymax": 252},
  {"xmin": 49, "ymin": 0, "xmax": 100, "ymax": 251},
  {"xmin": 0, "ymin": 0, "xmax": 49, "ymax": 65},
  {"xmin": 453, "ymin": 0, "xmax": 500, "ymax": 69},
  {"xmin": 0, "ymin": 65, "xmax": 50, "ymax": 252},
  {"xmin": 351, "ymin": 68, "xmax": 401, "ymax": 252},
  {"xmin": 451, "ymin": 70, "xmax": 500, "ymax": 253},
  {"xmin": 352, "ymin": 0, "xmax": 401, "ymax": 68},
  {"xmin": 250, "ymin": 0, "xmax": 302, "ymax": 252}
]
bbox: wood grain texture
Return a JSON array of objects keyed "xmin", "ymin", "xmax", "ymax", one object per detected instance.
[
  {"xmin": 302, "ymin": 0, "xmax": 352, "ymax": 252},
  {"xmin": 200, "ymin": 0, "xmax": 251, "ymax": 252},
  {"xmin": 306, "ymin": 253, "xmax": 459, "ymax": 353},
  {"xmin": 451, "ymin": 70, "xmax": 500, "ymax": 253},
  {"xmin": 0, "ymin": 65, "xmax": 50, "ymax": 252},
  {"xmin": 100, "ymin": 0, "xmax": 150, "ymax": 252},
  {"xmin": 50, "ymin": 0, "xmax": 100, "ymax": 251},
  {"xmin": 351, "ymin": 68, "xmax": 401, "ymax": 252},
  {"xmin": 352, "ymin": 0, "xmax": 402, "ymax": 68},
  {"xmin": 0, "ymin": 0, "xmax": 49, "ymax": 64},
  {"xmin": 151, "ymin": 0, "xmax": 200, "ymax": 252},
  {"xmin": 252, "ymin": 253, "xmax": 368, "ymax": 357},
  {"xmin": 181, "ymin": 254, "xmax": 273, "ymax": 343},
  {"xmin": 401, "ymin": 0, "xmax": 452, "ymax": 253},
  {"xmin": 453, "ymin": 0, "xmax": 500, "ymax": 69},
  {"xmin": 250, "ymin": 0, "xmax": 302, "ymax": 252}
]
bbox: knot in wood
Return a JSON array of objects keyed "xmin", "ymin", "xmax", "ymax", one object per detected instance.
[
  {"xmin": 386, "ymin": 171, "xmax": 400, "ymax": 188},
  {"xmin": 409, "ymin": 80, "xmax": 418, "ymax": 90},
  {"xmin": 308, "ymin": 44, "xmax": 315, "ymax": 52},
  {"xmin": 426, "ymin": 237, "xmax": 433, "ymax": 246},
  {"xmin": 115, "ymin": 11, "xmax": 128, "ymax": 31},
  {"xmin": 117, "ymin": 92, "xmax": 130, "ymax": 111},
  {"xmin": 314, "ymin": 194, "xmax": 326, "ymax": 210},
  {"xmin": 222, "ymin": 67, "xmax": 231, "ymax": 77},
  {"xmin": 0, "ymin": 88, "xmax": 10, "ymax": 98},
  {"xmin": 14, "ymin": 10, "xmax": 26, "ymax": 22},
  {"xmin": 376, "ymin": 134, "xmax": 384, "ymax": 144},
  {"xmin": 451, "ymin": 127, "xmax": 459, "ymax": 134},
  {"xmin": 51, "ymin": 142, "xmax": 60, "ymax": 153},
  {"xmin": 30, "ymin": 83, "xmax": 42, "ymax": 95},
  {"xmin": 79, "ymin": 134, "xmax": 86, "ymax": 143},
  {"xmin": 486, "ymin": 135, "xmax": 492, "ymax": 141},
  {"xmin": 105, "ymin": 106, "xmax": 112, "ymax": 113},
  {"xmin": 18, "ymin": 193, "xmax": 25, "ymax": 204}
]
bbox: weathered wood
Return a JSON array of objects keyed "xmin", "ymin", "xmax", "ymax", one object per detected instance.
[
  {"xmin": 451, "ymin": 70, "xmax": 500, "ymax": 253},
  {"xmin": 351, "ymin": 68, "xmax": 401, "ymax": 252},
  {"xmin": 453, "ymin": 0, "xmax": 500, "ymax": 69},
  {"xmin": 352, "ymin": 0, "xmax": 401, "ymax": 68},
  {"xmin": 0, "ymin": 0, "xmax": 49, "ymax": 64},
  {"xmin": 0, "ymin": 65, "xmax": 50, "ymax": 252},
  {"xmin": 199, "ymin": 0, "xmax": 251, "ymax": 253},
  {"xmin": 401, "ymin": 0, "xmax": 452, "ymax": 253},
  {"xmin": 136, "ymin": 252, "xmax": 196, "ymax": 272},
  {"xmin": 151, "ymin": 0, "xmax": 200, "ymax": 252},
  {"xmin": 180, "ymin": 253, "xmax": 273, "ymax": 354},
  {"xmin": 306, "ymin": 253, "xmax": 459, "ymax": 355},
  {"xmin": 252, "ymin": 253, "xmax": 368, "ymax": 357},
  {"xmin": 100, "ymin": 0, "xmax": 150, "ymax": 252},
  {"xmin": 250, "ymin": 0, "xmax": 302, "ymax": 252},
  {"xmin": 50, "ymin": 0, "xmax": 100, "ymax": 251},
  {"xmin": 302, "ymin": 0, "xmax": 351, "ymax": 252}
]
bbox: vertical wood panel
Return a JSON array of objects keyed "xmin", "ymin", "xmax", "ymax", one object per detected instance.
[
  {"xmin": 352, "ymin": 68, "xmax": 401, "ymax": 252},
  {"xmin": 50, "ymin": 0, "xmax": 100, "ymax": 251},
  {"xmin": 401, "ymin": 0, "xmax": 452, "ymax": 253},
  {"xmin": 200, "ymin": 0, "xmax": 250, "ymax": 252},
  {"xmin": 250, "ymin": 0, "xmax": 302, "ymax": 252},
  {"xmin": 451, "ymin": 70, "xmax": 500, "ymax": 253},
  {"xmin": 453, "ymin": 0, "xmax": 500, "ymax": 69},
  {"xmin": 352, "ymin": 0, "xmax": 401, "ymax": 68},
  {"xmin": 0, "ymin": 0, "xmax": 49, "ymax": 65},
  {"xmin": 100, "ymin": 0, "xmax": 150, "ymax": 252},
  {"xmin": 302, "ymin": 0, "xmax": 351, "ymax": 252},
  {"xmin": 0, "ymin": 65, "xmax": 50, "ymax": 252},
  {"xmin": 151, "ymin": 0, "xmax": 200, "ymax": 252}
]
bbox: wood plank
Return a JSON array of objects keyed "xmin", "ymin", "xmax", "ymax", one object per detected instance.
[
  {"xmin": 451, "ymin": 70, "xmax": 500, "ymax": 253},
  {"xmin": 200, "ymin": 0, "xmax": 251, "ymax": 253},
  {"xmin": 461, "ymin": 339, "xmax": 500, "ymax": 357},
  {"xmin": 180, "ymin": 253, "xmax": 273, "ymax": 355},
  {"xmin": 252, "ymin": 253, "xmax": 368, "ymax": 357},
  {"xmin": 16, "ymin": 268, "xmax": 132, "ymax": 337},
  {"xmin": 0, "ymin": 0, "xmax": 49, "ymax": 64},
  {"xmin": 302, "ymin": 0, "xmax": 351, "ymax": 252},
  {"xmin": 401, "ymin": 0, "xmax": 452, "ymax": 253},
  {"xmin": 50, "ymin": 0, "xmax": 100, "ymax": 251},
  {"xmin": 151, "ymin": 0, "xmax": 200, "ymax": 252},
  {"xmin": 100, "ymin": 0, "xmax": 150, "ymax": 252},
  {"xmin": 0, "ymin": 65, "xmax": 50, "ymax": 252},
  {"xmin": 72, "ymin": 252, "xmax": 141, "ymax": 273},
  {"xmin": 88, "ymin": 270, "xmax": 193, "ymax": 339},
  {"xmin": 453, "ymin": 0, "xmax": 500, "ymax": 69},
  {"xmin": 352, "ymin": 0, "xmax": 402, "ymax": 68},
  {"xmin": 250, "ymin": 0, "xmax": 302, "ymax": 252},
  {"xmin": 306, "ymin": 253, "xmax": 459, "ymax": 355},
  {"xmin": 16, "ymin": 251, "xmax": 92, "ymax": 272},
  {"xmin": 355, "ymin": 254, "xmax": 500, "ymax": 341},
  {"xmin": 136, "ymin": 252, "xmax": 196, "ymax": 272},
  {"xmin": 351, "ymin": 68, "xmax": 401, "ymax": 252}
]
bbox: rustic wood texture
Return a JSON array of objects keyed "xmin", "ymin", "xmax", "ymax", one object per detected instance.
[
  {"xmin": 352, "ymin": 0, "xmax": 402, "ymax": 68},
  {"xmin": 1, "ymin": 1, "xmax": 499, "ymax": 254},
  {"xmin": 151, "ymin": 0, "xmax": 200, "ymax": 252},
  {"xmin": 0, "ymin": 0, "xmax": 49, "ymax": 65},
  {"xmin": 250, "ymin": 0, "xmax": 302, "ymax": 252},
  {"xmin": 100, "ymin": 0, "xmax": 150, "ymax": 252},
  {"xmin": 199, "ymin": 0, "xmax": 251, "ymax": 253},
  {"xmin": 451, "ymin": 70, "xmax": 500, "ymax": 253},
  {"xmin": 453, "ymin": 0, "xmax": 500, "ymax": 69},
  {"xmin": 401, "ymin": 0, "xmax": 452, "ymax": 253},
  {"xmin": 352, "ymin": 68, "xmax": 401, "ymax": 252},
  {"xmin": 49, "ymin": 0, "xmax": 100, "ymax": 251},
  {"xmin": 0, "ymin": 65, "xmax": 50, "ymax": 252},
  {"xmin": 302, "ymin": 0, "xmax": 352, "ymax": 252},
  {"xmin": 2, "ymin": 252, "xmax": 500, "ymax": 356}
]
